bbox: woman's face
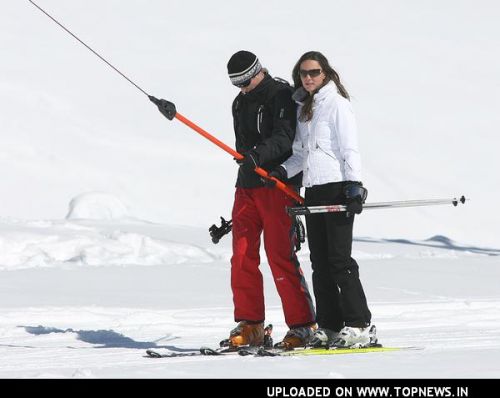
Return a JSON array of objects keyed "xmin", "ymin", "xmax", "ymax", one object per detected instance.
[{"xmin": 299, "ymin": 60, "xmax": 325, "ymax": 94}]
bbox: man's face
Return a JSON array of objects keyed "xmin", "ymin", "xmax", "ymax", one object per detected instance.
[{"xmin": 238, "ymin": 72, "xmax": 263, "ymax": 94}]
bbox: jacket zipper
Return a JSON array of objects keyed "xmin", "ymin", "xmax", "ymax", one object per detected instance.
[{"xmin": 257, "ymin": 105, "xmax": 264, "ymax": 134}]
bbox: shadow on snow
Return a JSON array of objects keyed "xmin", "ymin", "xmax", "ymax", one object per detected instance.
[
  {"xmin": 354, "ymin": 235, "xmax": 500, "ymax": 256},
  {"xmin": 19, "ymin": 325, "xmax": 197, "ymax": 351}
]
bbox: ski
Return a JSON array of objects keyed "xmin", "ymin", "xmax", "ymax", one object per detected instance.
[
  {"xmin": 145, "ymin": 345, "xmax": 253, "ymax": 358},
  {"xmin": 239, "ymin": 344, "xmax": 423, "ymax": 357},
  {"xmin": 146, "ymin": 324, "xmax": 274, "ymax": 358},
  {"xmin": 145, "ymin": 349, "xmax": 200, "ymax": 358},
  {"xmin": 146, "ymin": 344, "xmax": 422, "ymax": 358}
]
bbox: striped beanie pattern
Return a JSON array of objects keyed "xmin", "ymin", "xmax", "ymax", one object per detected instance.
[{"xmin": 227, "ymin": 50, "xmax": 262, "ymax": 86}]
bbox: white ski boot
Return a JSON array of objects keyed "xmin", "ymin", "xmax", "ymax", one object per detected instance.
[
  {"xmin": 308, "ymin": 328, "xmax": 339, "ymax": 348},
  {"xmin": 331, "ymin": 325, "xmax": 378, "ymax": 348}
]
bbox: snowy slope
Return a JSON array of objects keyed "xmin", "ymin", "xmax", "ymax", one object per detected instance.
[{"xmin": 1, "ymin": 212, "xmax": 499, "ymax": 378}]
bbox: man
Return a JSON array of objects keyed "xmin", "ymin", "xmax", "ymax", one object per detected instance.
[{"xmin": 226, "ymin": 50, "xmax": 316, "ymax": 348}]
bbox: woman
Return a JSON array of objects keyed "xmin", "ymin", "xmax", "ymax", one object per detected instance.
[{"xmin": 270, "ymin": 51, "xmax": 377, "ymax": 348}]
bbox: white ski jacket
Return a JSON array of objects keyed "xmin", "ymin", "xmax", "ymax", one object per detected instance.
[{"xmin": 282, "ymin": 81, "xmax": 362, "ymax": 187}]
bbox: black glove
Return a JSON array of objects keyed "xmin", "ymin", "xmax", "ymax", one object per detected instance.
[
  {"xmin": 149, "ymin": 96, "xmax": 177, "ymax": 120},
  {"xmin": 262, "ymin": 165, "xmax": 287, "ymax": 188},
  {"xmin": 344, "ymin": 182, "xmax": 368, "ymax": 215},
  {"xmin": 235, "ymin": 151, "xmax": 259, "ymax": 172}
]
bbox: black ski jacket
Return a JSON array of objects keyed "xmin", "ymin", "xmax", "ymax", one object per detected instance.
[{"xmin": 232, "ymin": 73, "xmax": 302, "ymax": 188}]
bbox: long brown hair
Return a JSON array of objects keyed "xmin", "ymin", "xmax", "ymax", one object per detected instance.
[{"xmin": 292, "ymin": 51, "xmax": 350, "ymax": 122}]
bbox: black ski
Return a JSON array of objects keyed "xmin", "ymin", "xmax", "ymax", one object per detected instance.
[
  {"xmin": 145, "ymin": 324, "xmax": 273, "ymax": 358},
  {"xmin": 145, "ymin": 345, "xmax": 250, "ymax": 358},
  {"xmin": 145, "ymin": 349, "xmax": 200, "ymax": 358}
]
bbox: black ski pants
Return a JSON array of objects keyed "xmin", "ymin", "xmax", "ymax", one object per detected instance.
[{"xmin": 305, "ymin": 182, "xmax": 371, "ymax": 331}]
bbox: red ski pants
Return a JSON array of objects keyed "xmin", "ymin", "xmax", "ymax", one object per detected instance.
[{"xmin": 231, "ymin": 187, "xmax": 315, "ymax": 328}]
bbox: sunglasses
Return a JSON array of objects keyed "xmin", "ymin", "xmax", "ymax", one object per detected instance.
[
  {"xmin": 299, "ymin": 69, "xmax": 322, "ymax": 78},
  {"xmin": 234, "ymin": 79, "xmax": 252, "ymax": 88}
]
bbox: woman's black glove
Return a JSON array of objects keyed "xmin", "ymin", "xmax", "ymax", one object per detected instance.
[{"xmin": 344, "ymin": 182, "xmax": 368, "ymax": 215}]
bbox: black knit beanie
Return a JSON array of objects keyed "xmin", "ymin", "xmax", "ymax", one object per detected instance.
[{"xmin": 227, "ymin": 50, "xmax": 262, "ymax": 86}]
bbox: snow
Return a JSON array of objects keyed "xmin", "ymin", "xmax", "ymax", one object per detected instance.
[
  {"xmin": 1, "ymin": 217, "xmax": 499, "ymax": 378},
  {"xmin": 0, "ymin": 0, "xmax": 499, "ymax": 379},
  {"xmin": 66, "ymin": 192, "xmax": 129, "ymax": 220}
]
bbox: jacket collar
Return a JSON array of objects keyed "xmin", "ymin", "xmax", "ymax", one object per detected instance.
[{"xmin": 293, "ymin": 81, "xmax": 337, "ymax": 105}]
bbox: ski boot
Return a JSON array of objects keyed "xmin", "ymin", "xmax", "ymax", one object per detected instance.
[
  {"xmin": 331, "ymin": 324, "xmax": 378, "ymax": 348},
  {"xmin": 274, "ymin": 324, "xmax": 317, "ymax": 350}
]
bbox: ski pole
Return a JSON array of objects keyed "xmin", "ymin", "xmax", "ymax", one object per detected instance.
[
  {"xmin": 28, "ymin": 0, "xmax": 304, "ymax": 205},
  {"xmin": 287, "ymin": 196, "xmax": 466, "ymax": 216}
]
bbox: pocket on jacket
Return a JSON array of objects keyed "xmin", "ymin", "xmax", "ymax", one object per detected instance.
[{"xmin": 315, "ymin": 139, "xmax": 337, "ymax": 161}]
